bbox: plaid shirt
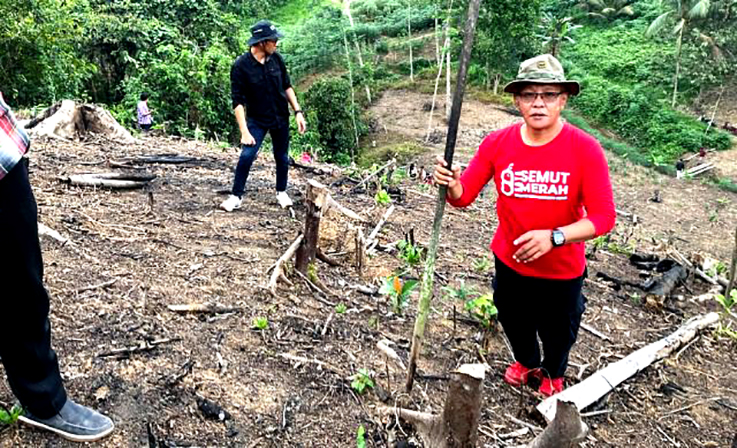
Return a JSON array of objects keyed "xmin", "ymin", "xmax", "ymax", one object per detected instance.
[{"xmin": 0, "ymin": 92, "xmax": 30, "ymax": 181}]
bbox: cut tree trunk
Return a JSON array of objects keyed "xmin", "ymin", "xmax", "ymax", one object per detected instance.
[
  {"xmin": 383, "ymin": 364, "xmax": 485, "ymax": 447},
  {"xmin": 524, "ymin": 401, "xmax": 587, "ymax": 448},
  {"xmin": 295, "ymin": 180, "xmax": 329, "ymax": 274},
  {"xmin": 536, "ymin": 312, "xmax": 720, "ymax": 422},
  {"xmin": 27, "ymin": 100, "xmax": 136, "ymax": 144}
]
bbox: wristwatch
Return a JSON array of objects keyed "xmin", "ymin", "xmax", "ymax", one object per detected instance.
[
  {"xmin": 294, "ymin": 110, "xmax": 304, "ymax": 116},
  {"xmin": 551, "ymin": 229, "xmax": 566, "ymax": 247}
]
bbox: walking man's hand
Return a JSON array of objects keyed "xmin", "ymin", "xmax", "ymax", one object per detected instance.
[
  {"xmin": 296, "ymin": 112, "xmax": 307, "ymax": 134},
  {"xmin": 512, "ymin": 230, "xmax": 554, "ymax": 263},
  {"xmin": 241, "ymin": 133, "xmax": 256, "ymax": 146}
]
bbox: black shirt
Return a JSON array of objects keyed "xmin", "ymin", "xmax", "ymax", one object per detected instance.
[{"xmin": 230, "ymin": 51, "xmax": 292, "ymax": 128}]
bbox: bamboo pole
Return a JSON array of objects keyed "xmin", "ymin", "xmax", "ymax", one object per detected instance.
[{"xmin": 406, "ymin": 0, "xmax": 482, "ymax": 393}]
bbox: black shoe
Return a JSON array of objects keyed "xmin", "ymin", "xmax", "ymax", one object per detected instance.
[{"xmin": 19, "ymin": 400, "xmax": 114, "ymax": 442}]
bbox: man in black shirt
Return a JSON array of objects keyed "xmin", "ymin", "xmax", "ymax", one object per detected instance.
[{"xmin": 221, "ymin": 20, "xmax": 307, "ymax": 212}]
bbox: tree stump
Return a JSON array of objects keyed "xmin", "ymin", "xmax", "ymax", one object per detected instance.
[
  {"xmin": 26, "ymin": 100, "xmax": 136, "ymax": 144},
  {"xmin": 295, "ymin": 180, "xmax": 329, "ymax": 274}
]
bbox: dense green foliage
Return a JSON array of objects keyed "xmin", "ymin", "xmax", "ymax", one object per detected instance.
[{"xmin": 1, "ymin": 0, "xmax": 734, "ymax": 167}]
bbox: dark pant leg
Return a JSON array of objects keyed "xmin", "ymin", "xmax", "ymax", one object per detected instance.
[
  {"xmin": 0, "ymin": 160, "xmax": 67, "ymax": 419},
  {"xmin": 269, "ymin": 121, "xmax": 291, "ymax": 192},
  {"xmin": 537, "ymin": 274, "xmax": 586, "ymax": 379},
  {"xmin": 231, "ymin": 120, "xmax": 268, "ymax": 197},
  {"xmin": 492, "ymin": 256, "xmax": 541, "ymax": 369}
]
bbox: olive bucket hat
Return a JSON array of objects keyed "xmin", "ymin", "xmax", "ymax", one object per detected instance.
[
  {"xmin": 247, "ymin": 20, "xmax": 284, "ymax": 46},
  {"xmin": 503, "ymin": 54, "xmax": 580, "ymax": 96}
]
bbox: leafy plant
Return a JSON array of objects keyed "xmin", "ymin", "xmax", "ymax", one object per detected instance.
[
  {"xmin": 442, "ymin": 280, "xmax": 479, "ymax": 303},
  {"xmin": 356, "ymin": 424, "xmax": 367, "ymax": 448},
  {"xmin": 252, "ymin": 317, "xmax": 269, "ymax": 330},
  {"xmin": 379, "ymin": 276, "xmax": 419, "ymax": 314},
  {"xmin": 464, "ymin": 294, "xmax": 498, "ymax": 329},
  {"xmin": 397, "ymin": 239, "xmax": 423, "ymax": 266},
  {"xmin": 375, "ymin": 189, "xmax": 391, "ymax": 205},
  {"xmin": 715, "ymin": 290, "xmax": 736, "ymax": 314},
  {"xmin": 351, "ymin": 369, "xmax": 374, "ymax": 394},
  {"xmin": 472, "ymin": 256, "xmax": 491, "ymax": 273},
  {"xmin": 335, "ymin": 303, "xmax": 348, "ymax": 314},
  {"xmin": 0, "ymin": 405, "xmax": 22, "ymax": 425}
]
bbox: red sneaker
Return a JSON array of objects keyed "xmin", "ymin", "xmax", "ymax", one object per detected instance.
[
  {"xmin": 539, "ymin": 377, "xmax": 564, "ymax": 397},
  {"xmin": 504, "ymin": 362, "xmax": 536, "ymax": 386}
]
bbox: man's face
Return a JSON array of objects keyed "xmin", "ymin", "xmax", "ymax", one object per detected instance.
[
  {"xmin": 514, "ymin": 84, "xmax": 568, "ymax": 131},
  {"xmin": 262, "ymin": 39, "xmax": 278, "ymax": 55}
]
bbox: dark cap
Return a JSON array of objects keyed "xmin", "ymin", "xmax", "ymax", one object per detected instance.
[{"xmin": 247, "ymin": 20, "xmax": 284, "ymax": 46}]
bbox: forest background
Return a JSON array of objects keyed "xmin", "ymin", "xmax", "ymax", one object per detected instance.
[{"xmin": 1, "ymin": 0, "xmax": 735, "ymax": 174}]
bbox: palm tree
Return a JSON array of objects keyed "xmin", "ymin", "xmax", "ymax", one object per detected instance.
[
  {"xmin": 578, "ymin": 0, "xmax": 635, "ymax": 21},
  {"xmin": 646, "ymin": 0, "xmax": 712, "ymax": 107},
  {"xmin": 537, "ymin": 12, "xmax": 582, "ymax": 57}
]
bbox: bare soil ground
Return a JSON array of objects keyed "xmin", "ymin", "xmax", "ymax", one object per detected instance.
[{"xmin": 0, "ymin": 90, "xmax": 736, "ymax": 447}]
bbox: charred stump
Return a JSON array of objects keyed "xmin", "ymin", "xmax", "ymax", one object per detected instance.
[{"xmin": 295, "ymin": 180, "xmax": 328, "ymax": 274}]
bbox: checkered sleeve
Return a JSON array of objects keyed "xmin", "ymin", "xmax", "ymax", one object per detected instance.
[{"xmin": 0, "ymin": 92, "xmax": 30, "ymax": 180}]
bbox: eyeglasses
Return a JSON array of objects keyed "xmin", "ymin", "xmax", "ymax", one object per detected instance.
[{"xmin": 516, "ymin": 92, "xmax": 565, "ymax": 104}]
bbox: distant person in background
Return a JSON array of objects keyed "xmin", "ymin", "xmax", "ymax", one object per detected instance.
[
  {"xmin": 676, "ymin": 159, "xmax": 685, "ymax": 179},
  {"xmin": 0, "ymin": 92, "xmax": 114, "ymax": 441},
  {"xmin": 137, "ymin": 92, "xmax": 153, "ymax": 132},
  {"xmin": 433, "ymin": 55, "xmax": 616, "ymax": 397},
  {"xmin": 220, "ymin": 20, "xmax": 307, "ymax": 212}
]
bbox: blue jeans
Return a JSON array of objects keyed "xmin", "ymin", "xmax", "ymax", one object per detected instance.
[{"xmin": 231, "ymin": 119, "xmax": 290, "ymax": 197}]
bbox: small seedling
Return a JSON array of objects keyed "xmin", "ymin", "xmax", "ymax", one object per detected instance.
[
  {"xmin": 464, "ymin": 293, "xmax": 498, "ymax": 329},
  {"xmin": 397, "ymin": 239, "xmax": 423, "ymax": 266},
  {"xmin": 0, "ymin": 405, "xmax": 22, "ymax": 425},
  {"xmin": 629, "ymin": 293, "xmax": 641, "ymax": 305},
  {"xmin": 715, "ymin": 290, "xmax": 736, "ymax": 314},
  {"xmin": 367, "ymin": 315, "xmax": 379, "ymax": 329},
  {"xmin": 351, "ymin": 369, "xmax": 374, "ymax": 395},
  {"xmin": 374, "ymin": 189, "xmax": 391, "ymax": 205},
  {"xmin": 356, "ymin": 424, "xmax": 367, "ymax": 448},
  {"xmin": 252, "ymin": 317, "xmax": 269, "ymax": 330},
  {"xmin": 472, "ymin": 256, "xmax": 491, "ymax": 273},
  {"xmin": 379, "ymin": 276, "xmax": 419, "ymax": 314},
  {"xmin": 335, "ymin": 303, "xmax": 347, "ymax": 314}
]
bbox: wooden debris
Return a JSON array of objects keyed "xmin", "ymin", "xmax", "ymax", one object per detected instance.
[
  {"xmin": 167, "ymin": 303, "xmax": 242, "ymax": 314},
  {"xmin": 267, "ymin": 234, "xmax": 304, "ymax": 297},
  {"xmin": 645, "ymin": 264, "xmax": 688, "ymax": 308},
  {"xmin": 537, "ymin": 312, "xmax": 720, "ymax": 422},
  {"xmin": 366, "ymin": 204, "xmax": 395, "ymax": 249},
  {"xmin": 279, "ymin": 353, "xmax": 349, "ymax": 378},
  {"xmin": 355, "ymin": 228, "xmax": 365, "ymax": 275},
  {"xmin": 76, "ymin": 278, "xmax": 117, "ymax": 293},
  {"xmin": 381, "ymin": 364, "xmax": 486, "ymax": 448},
  {"xmin": 38, "ymin": 222, "xmax": 69, "ymax": 244},
  {"xmin": 296, "ymin": 180, "xmax": 329, "ymax": 273},
  {"xmin": 580, "ymin": 322, "xmax": 611, "ymax": 341},
  {"xmin": 377, "ymin": 339, "xmax": 406, "ymax": 371},
  {"xmin": 349, "ymin": 159, "xmax": 395, "ymax": 193},
  {"xmin": 196, "ymin": 396, "xmax": 230, "ymax": 422},
  {"xmin": 686, "ymin": 162, "xmax": 715, "ymax": 177},
  {"xmin": 61, "ymin": 172, "xmax": 156, "ymax": 189},
  {"xmin": 729, "ymin": 226, "xmax": 737, "ymax": 296}
]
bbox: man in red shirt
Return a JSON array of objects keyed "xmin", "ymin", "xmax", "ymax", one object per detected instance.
[{"xmin": 434, "ymin": 54, "xmax": 615, "ymax": 396}]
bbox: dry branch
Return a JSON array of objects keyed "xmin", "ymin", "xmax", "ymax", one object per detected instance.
[
  {"xmin": 524, "ymin": 401, "xmax": 587, "ymax": 448},
  {"xmin": 366, "ymin": 204, "xmax": 395, "ymax": 248},
  {"xmin": 537, "ymin": 312, "xmax": 720, "ymax": 422},
  {"xmin": 644, "ymin": 264, "xmax": 688, "ymax": 307},
  {"xmin": 98, "ymin": 337, "xmax": 181, "ymax": 358},
  {"xmin": 267, "ymin": 234, "xmax": 304, "ymax": 297},
  {"xmin": 167, "ymin": 303, "xmax": 242, "ymax": 314},
  {"xmin": 38, "ymin": 223, "xmax": 69, "ymax": 245},
  {"xmin": 349, "ymin": 159, "xmax": 395, "ymax": 193}
]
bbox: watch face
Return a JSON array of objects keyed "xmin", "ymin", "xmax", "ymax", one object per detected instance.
[{"xmin": 553, "ymin": 231, "xmax": 565, "ymax": 246}]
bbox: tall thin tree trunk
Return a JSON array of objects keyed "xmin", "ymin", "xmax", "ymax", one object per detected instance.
[
  {"xmin": 435, "ymin": 17, "xmax": 440, "ymax": 65},
  {"xmin": 672, "ymin": 27, "xmax": 684, "ymax": 108},
  {"xmin": 346, "ymin": 0, "xmax": 372, "ymax": 104},
  {"xmin": 408, "ymin": 0, "xmax": 414, "ymax": 82},
  {"xmin": 445, "ymin": 43, "xmax": 451, "ymax": 121},
  {"xmin": 343, "ymin": 31, "xmax": 360, "ymax": 157},
  {"xmin": 407, "ymin": 0, "xmax": 482, "ymax": 393},
  {"xmin": 426, "ymin": 38, "xmax": 448, "ymax": 140}
]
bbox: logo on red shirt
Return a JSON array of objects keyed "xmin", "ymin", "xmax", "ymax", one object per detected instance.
[{"xmin": 500, "ymin": 163, "xmax": 570, "ymax": 200}]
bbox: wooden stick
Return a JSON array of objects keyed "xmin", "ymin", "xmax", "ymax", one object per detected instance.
[
  {"xmin": 366, "ymin": 204, "xmax": 395, "ymax": 247},
  {"xmin": 325, "ymin": 194, "xmax": 366, "ymax": 221},
  {"xmin": 536, "ymin": 312, "xmax": 720, "ymax": 422},
  {"xmin": 76, "ymin": 278, "xmax": 118, "ymax": 293},
  {"xmin": 38, "ymin": 222, "xmax": 69, "ymax": 244},
  {"xmin": 279, "ymin": 353, "xmax": 349, "ymax": 378},
  {"xmin": 167, "ymin": 303, "xmax": 242, "ymax": 314},
  {"xmin": 349, "ymin": 159, "xmax": 395, "ymax": 193},
  {"xmin": 580, "ymin": 322, "xmax": 611, "ymax": 341},
  {"xmin": 98, "ymin": 337, "xmax": 181, "ymax": 358},
  {"xmin": 267, "ymin": 234, "xmax": 304, "ymax": 297}
]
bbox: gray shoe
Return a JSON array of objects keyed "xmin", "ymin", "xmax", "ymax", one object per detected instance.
[{"xmin": 19, "ymin": 400, "xmax": 114, "ymax": 442}]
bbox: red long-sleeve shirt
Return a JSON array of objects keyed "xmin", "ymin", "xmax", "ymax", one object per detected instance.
[{"xmin": 448, "ymin": 122, "xmax": 615, "ymax": 279}]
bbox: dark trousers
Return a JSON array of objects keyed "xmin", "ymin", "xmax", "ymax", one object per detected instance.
[
  {"xmin": 231, "ymin": 118, "xmax": 290, "ymax": 197},
  {"xmin": 492, "ymin": 256, "xmax": 586, "ymax": 379},
  {"xmin": 0, "ymin": 160, "xmax": 67, "ymax": 418}
]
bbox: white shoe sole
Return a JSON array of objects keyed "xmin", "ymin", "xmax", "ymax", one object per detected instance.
[{"xmin": 18, "ymin": 415, "xmax": 115, "ymax": 442}]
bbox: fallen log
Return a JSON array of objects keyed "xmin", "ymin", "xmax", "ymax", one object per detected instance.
[
  {"xmin": 536, "ymin": 312, "xmax": 720, "ymax": 422},
  {"xmin": 61, "ymin": 172, "xmax": 156, "ymax": 189},
  {"xmin": 381, "ymin": 364, "xmax": 486, "ymax": 447},
  {"xmin": 267, "ymin": 234, "xmax": 304, "ymax": 297}
]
